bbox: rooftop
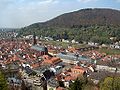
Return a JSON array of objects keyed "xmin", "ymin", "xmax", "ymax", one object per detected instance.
[
  {"xmin": 31, "ymin": 45, "xmax": 48, "ymax": 52},
  {"xmin": 57, "ymin": 52, "xmax": 91, "ymax": 61}
]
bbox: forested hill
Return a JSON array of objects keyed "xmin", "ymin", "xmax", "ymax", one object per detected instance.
[
  {"xmin": 30, "ymin": 8, "xmax": 120, "ymax": 28},
  {"xmin": 19, "ymin": 8, "xmax": 120, "ymax": 44}
]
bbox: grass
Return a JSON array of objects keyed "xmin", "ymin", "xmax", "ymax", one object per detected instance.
[
  {"xmin": 43, "ymin": 40, "xmax": 88, "ymax": 49},
  {"xmin": 97, "ymin": 48, "xmax": 120, "ymax": 55}
]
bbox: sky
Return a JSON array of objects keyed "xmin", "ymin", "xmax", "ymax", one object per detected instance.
[{"xmin": 0, "ymin": 0, "xmax": 120, "ymax": 28}]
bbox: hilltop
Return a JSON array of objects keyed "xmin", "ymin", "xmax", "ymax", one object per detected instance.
[{"xmin": 30, "ymin": 8, "xmax": 120, "ymax": 28}]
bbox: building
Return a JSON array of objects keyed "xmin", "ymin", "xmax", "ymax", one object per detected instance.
[
  {"xmin": 56, "ymin": 65, "xmax": 88, "ymax": 88},
  {"xmin": 42, "ymin": 55, "xmax": 62, "ymax": 65},
  {"xmin": 31, "ymin": 45, "xmax": 48, "ymax": 55},
  {"xmin": 56, "ymin": 52, "xmax": 91, "ymax": 64}
]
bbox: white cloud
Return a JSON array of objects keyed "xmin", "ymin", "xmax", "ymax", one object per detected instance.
[
  {"xmin": 116, "ymin": 0, "xmax": 120, "ymax": 2},
  {"xmin": 77, "ymin": 0, "xmax": 97, "ymax": 3},
  {"xmin": 42, "ymin": 0, "xmax": 59, "ymax": 4},
  {"xmin": 29, "ymin": 0, "xmax": 59, "ymax": 4},
  {"xmin": 26, "ymin": 0, "xmax": 59, "ymax": 4},
  {"xmin": 0, "ymin": 0, "xmax": 60, "ymax": 28}
]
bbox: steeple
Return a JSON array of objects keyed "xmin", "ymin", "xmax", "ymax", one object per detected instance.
[{"xmin": 33, "ymin": 32, "xmax": 37, "ymax": 45}]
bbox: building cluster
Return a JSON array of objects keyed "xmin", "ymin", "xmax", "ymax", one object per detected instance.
[
  {"xmin": 0, "ymin": 29, "xmax": 18, "ymax": 39},
  {"xmin": 0, "ymin": 38, "xmax": 120, "ymax": 90}
]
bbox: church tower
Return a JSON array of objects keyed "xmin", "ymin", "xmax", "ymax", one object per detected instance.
[{"xmin": 33, "ymin": 32, "xmax": 37, "ymax": 45}]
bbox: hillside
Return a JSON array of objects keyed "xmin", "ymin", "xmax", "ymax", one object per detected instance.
[
  {"xmin": 31, "ymin": 8, "xmax": 120, "ymax": 28},
  {"xmin": 19, "ymin": 8, "xmax": 120, "ymax": 44}
]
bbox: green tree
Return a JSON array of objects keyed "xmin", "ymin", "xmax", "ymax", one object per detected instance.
[
  {"xmin": 68, "ymin": 76, "xmax": 95, "ymax": 90},
  {"xmin": 100, "ymin": 77, "xmax": 120, "ymax": 90},
  {"xmin": 69, "ymin": 78, "xmax": 83, "ymax": 90},
  {"xmin": 0, "ymin": 72, "xmax": 8, "ymax": 90}
]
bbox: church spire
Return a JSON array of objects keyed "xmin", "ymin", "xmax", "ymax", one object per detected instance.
[{"xmin": 33, "ymin": 32, "xmax": 37, "ymax": 45}]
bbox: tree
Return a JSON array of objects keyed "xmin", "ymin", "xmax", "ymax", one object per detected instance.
[
  {"xmin": 68, "ymin": 76, "xmax": 95, "ymax": 90},
  {"xmin": 100, "ymin": 77, "xmax": 120, "ymax": 90},
  {"xmin": 21, "ymin": 80, "xmax": 28, "ymax": 90},
  {"xmin": 0, "ymin": 72, "xmax": 8, "ymax": 90},
  {"xmin": 69, "ymin": 78, "xmax": 83, "ymax": 90}
]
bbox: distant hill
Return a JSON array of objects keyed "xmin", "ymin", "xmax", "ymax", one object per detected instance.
[
  {"xmin": 0, "ymin": 28, "xmax": 19, "ymax": 32},
  {"xmin": 29, "ymin": 8, "xmax": 120, "ymax": 28}
]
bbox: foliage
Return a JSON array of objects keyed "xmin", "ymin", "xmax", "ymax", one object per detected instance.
[
  {"xmin": 0, "ymin": 72, "xmax": 8, "ymax": 90},
  {"xmin": 49, "ymin": 88, "xmax": 54, "ymax": 90},
  {"xmin": 68, "ymin": 77, "xmax": 95, "ymax": 90},
  {"xmin": 29, "ymin": 71, "xmax": 37, "ymax": 76},
  {"xmin": 18, "ymin": 25, "xmax": 120, "ymax": 44},
  {"xmin": 69, "ymin": 78, "xmax": 83, "ymax": 90},
  {"xmin": 100, "ymin": 77, "xmax": 120, "ymax": 90},
  {"xmin": 97, "ymin": 48, "xmax": 120, "ymax": 55}
]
